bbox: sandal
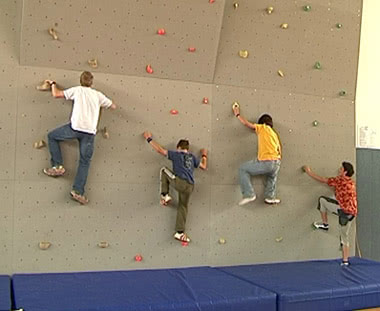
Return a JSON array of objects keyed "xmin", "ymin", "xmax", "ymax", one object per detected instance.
[
  {"xmin": 70, "ymin": 190, "xmax": 89, "ymax": 205},
  {"xmin": 174, "ymin": 232, "xmax": 190, "ymax": 243},
  {"xmin": 43, "ymin": 166, "xmax": 65, "ymax": 177}
]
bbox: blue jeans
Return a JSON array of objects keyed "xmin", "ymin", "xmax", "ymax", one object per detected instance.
[
  {"xmin": 47, "ymin": 123, "xmax": 95, "ymax": 195},
  {"xmin": 239, "ymin": 159, "xmax": 281, "ymax": 199}
]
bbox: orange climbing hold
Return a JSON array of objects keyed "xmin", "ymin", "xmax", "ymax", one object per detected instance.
[
  {"xmin": 188, "ymin": 47, "xmax": 196, "ymax": 52},
  {"xmin": 157, "ymin": 28, "xmax": 166, "ymax": 35},
  {"xmin": 209, "ymin": 0, "xmax": 215, "ymax": 3},
  {"xmin": 181, "ymin": 241, "xmax": 189, "ymax": 247},
  {"xmin": 146, "ymin": 65, "xmax": 153, "ymax": 74},
  {"xmin": 203, "ymin": 97, "xmax": 209, "ymax": 104}
]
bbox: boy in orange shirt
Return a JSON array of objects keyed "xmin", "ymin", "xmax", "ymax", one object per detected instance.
[{"xmin": 232, "ymin": 105, "xmax": 281, "ymax": 206}]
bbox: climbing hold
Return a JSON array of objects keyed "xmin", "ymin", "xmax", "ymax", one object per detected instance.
[
  {"xmin": 239, "ymin": 50, "xmax": 249, "ymax": 58},
  {"xmin": 203, "ymin": 97, "xmax": 209, "ymax": 104},
  {"xmin": 88, "ymin": 59, "xmax": 98, "ymax": 69},
  {"xmin": 280, "ymin": 23, "xmax": 289, "ymax": 29},
  {"xmin": 188, "ymin": 47, "xmax": 196, "ymax": 52},
  {"xmin": 314, "ymin": 61, "xmax": 322, "ymax": 69},
  {"xmin": 289, "ymin": 129, "xmax": 292, "ymax": 133},
  {"xmin": 146, "ymin": 65, "xmax": 153, "ymax": 74},
  {"xmin": 277, "ymin": 70, "xmax": 284, "ymax": 77},
  {"xmin": 312, "ymin": 120, "xmax": 319, "ymax": 127},
  {"xmin": 339, "ymin": 90, "xmax": 347, "ymax": 96},
  {"xmin": 33, "ymin": 140, "xmax": 46, "ymax": 149},
  {"xmin": 101, "ymin": 127, "xmax": 109, "ymax": 139},
  {"xmin": 233, "ymin": 2, "xmax": 239, "ymax": 9},
  {"xmin": 302, "ymin": 165, "xmax": 308, "ymax": 172},
  {"xmin": 275, "ymin": 237, "xmax": 283, "ymax": 243},
  {"xmin": 209, "ymin": 0, "xmax": 215, "ymax": 3},
  {"xmin": 98, "ymin": 241, "xmax": 109, "ymax": 248},
  {"xmin": 336, "ymin": 23, "xmax": 343, "ymax": 29},
  {"xmin": 303, "ymin": 5, "xmax": 312, "ymax": 11},
  {"xmin": 48, "ymin": 28, "xmax": 58, "ymax": 40},
  {"xmin": 218, "ymin": 238, "xmax": 226, "ymax": 244},
  {"xmin": 157, "ymin": 28, "xmax": 166, "ymax": 35},
  {"xmin": 36, "ymin": 80, "xmax": 51, "ymax": 91},
  {"xmin": 134, "ymin": 254, "xmax": 143, "ymax": 262},
  {"xmin": 266, "ymin": 6, "xmax": 274, "ymax": 14},
  {"xmin": 170, "ymin": 109, "xmax": 179, "ymax": 115},
  {"xmin": 181, "ymin": 241, "xmax": 189, "ymax": 247},
  {"xmin": 232, "ymin": 101, "xmax": 240, "ymax": 109},
  {"xmin": 39, "ymin": 241, "xmax": 51, "ymax": 250}
]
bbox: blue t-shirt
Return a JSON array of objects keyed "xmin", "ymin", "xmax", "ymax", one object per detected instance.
[{"xmin": 167, "ymin": 150, "xmax": 200, "ymax": 184}]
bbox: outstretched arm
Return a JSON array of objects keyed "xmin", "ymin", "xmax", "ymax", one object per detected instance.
[
  {"xmin": 143, "ymin": 131, "xmax": 168, "ymax": 156},
  {"xmin": 46, "ymin": 80, "xmax": 65, "ymax": 98},
  {"xmin": 303, "ymin": 165, "xmax": 328, "ymax": 184},
  {"xmin": 232, "ymin": 105, "xmax": 256, "ymax": 130},
  {"xmin": 199, "ymin": 148, "xmax": 208, "ymax": 170}
]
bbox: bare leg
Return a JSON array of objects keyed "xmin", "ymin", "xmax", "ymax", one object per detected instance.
[
  {"xmin": 320, "ymin": 211, "xmax": 328, "ymax": 224},
  {"xmin": 342, "ymin": 245, "xmax": 349, "ymax": 262}
]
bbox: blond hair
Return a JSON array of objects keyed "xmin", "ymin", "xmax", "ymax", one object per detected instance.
[{"xmin": 80, "ymin": 71, "xmax": 93, "ymax": 87}]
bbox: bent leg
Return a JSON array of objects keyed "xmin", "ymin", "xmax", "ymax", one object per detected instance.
[{"xmin": 47, "ymin": 124, "xmax": 76, "ymax": 166}]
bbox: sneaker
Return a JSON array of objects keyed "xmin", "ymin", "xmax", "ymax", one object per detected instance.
[
  {"xmin": 174, "ymin": 232, "xmax": 191, "ymax": 243},
  {"xmin": 70, "ymin": 190, "xmax": 89, "ymax": 205},
  {"xmin": 238, "ymin": 196, "xmax": 256, "ymax": 206},
  {"xmin": 43, "ymin": 166, "xmax": 65, "ymax": 177},
  {"xmin": 313, "ymin": 222, "xmax": 329, "ymax": 231},
  {"xmin": 264, "ymin": 198, "xmax": 281, "ymax": 204},
  {"xmin": 341, "ymin": 261, "xmax": 350, "ymax": 267},
  {"xmin": 160, "ymin": 194, "xmax": 172, "ymax": 206}
]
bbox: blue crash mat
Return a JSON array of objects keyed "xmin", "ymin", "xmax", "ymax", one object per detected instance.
[
  {"xmin": 218, "ymin": 257, "xmax": 380, "ymax": 311},
  {"xmin": 12, "ymin": 266, "xmax": 276, "ymax": 311},
  {"xmin": 0, "ymin": 275, "xmax": 11, "ymax": 311}
]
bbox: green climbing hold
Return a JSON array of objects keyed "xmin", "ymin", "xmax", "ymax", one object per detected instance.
[
  {"xmin": 303, "ymin": 5, "xmax": 312, "ymax": 12},
  {"xmin": 312, "ymin": 120, "xmax": 318, "ymax": 127},
  {"xmin": 339, "ymin": 90, "xmax": 346, "ymax": 96},
  {"xmin": 314, "ymin": 61, "xmax": 321, "ymax": 70},
  {"xmin": 336, "ymin": 23, "xmax": 343, "ymax": 29}
]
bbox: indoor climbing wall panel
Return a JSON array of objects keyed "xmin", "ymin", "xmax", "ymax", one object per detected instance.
[
  {"xmin": 20, "ymin": 0, "xmax": 225, "ymax": 83},
  {"xmin": 0, "ymin": 0, "xmax": 360, "ymax": 273},
  {"xmin": 214, "ymin": 0, "xmax": 362, "ymax": 99}
]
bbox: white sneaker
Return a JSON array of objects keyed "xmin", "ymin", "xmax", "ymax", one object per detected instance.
[
  {"xmin": 174, "ymin": 232, "xmax": 191, "ymax": 243},
  {"xmin": 238, "ymin": 196, "xmax": 256, "ymax": 206},
  {"xmin": 160, "ymin": 194, "xmax": 172, "ymax": 206},
  {"xmin": 264, "ymin": 198, "xmax": 281, "ymax": 204}
]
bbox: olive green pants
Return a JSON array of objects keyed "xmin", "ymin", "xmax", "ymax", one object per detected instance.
[{"xmin": 160, "ymin": 167, "xmax": 194, "ymax": 232}]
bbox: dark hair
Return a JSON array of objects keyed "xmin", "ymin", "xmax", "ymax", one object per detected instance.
[
  {"xmin": 80, "ymin": 71, "xmax": 93, "ymax": 87},
  {"xmin": 342, "ymin": 162, "xmax": 354, "ymax": 177},
  {"xmin": 177, "ymin": 139, "xmax": 189, "ymax": 150},
  {"xmin": 257, "ymin": 114, "xmax": 273, "ymax": 128}
]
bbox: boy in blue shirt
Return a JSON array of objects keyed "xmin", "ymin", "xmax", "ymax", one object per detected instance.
[{"xmin": 143, "ymin": 131, "xmax": 207, "ymax": 243}]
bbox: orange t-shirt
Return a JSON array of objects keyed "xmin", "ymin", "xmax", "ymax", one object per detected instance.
[
  {"xmin": 327, "ymin": 175, "xmax": 358, "ymax": 216},
  {"xmin": 255, "ymin": 124, "xmax": 281, "ymax": 161}
]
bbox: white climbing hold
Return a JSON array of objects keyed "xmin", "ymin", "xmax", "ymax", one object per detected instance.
[
  {"xmin": 48, "ymin": 28, "xmax": 58, "ymax": 40},
  {"xmin": 275, "ymin": 237, "xmax": 283, "ymax": 243},
  {"xmin": 39, "ymin": 241, "xmax": 51, "ymax": 250},
  {"xmin": 88, "ymin": 59, "xmax": 98, "ymax": 69},
  {"xmin": 33, "ymin": 140, "xmax": 46, "ymax": 149},
  {"xmin": 98, "ymin": 241, "xmax": 109, "ymax": 248}
]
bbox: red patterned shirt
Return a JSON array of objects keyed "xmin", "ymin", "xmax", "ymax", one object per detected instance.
[{"xmin": 327, "ymin": 175, "xmax": 358, "ymax": 216}]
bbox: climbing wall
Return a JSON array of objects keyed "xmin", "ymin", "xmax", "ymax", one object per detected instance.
[{"xmin": 0, "ymin": 0, "xmax": 361, "ymax": 273}]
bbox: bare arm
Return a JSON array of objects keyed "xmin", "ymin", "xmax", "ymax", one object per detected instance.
[
  {"xmin": 143, "ymin": 131, "xmax": 168, "ymax": 156},
  {"xmin": 303, "ymin": 166, "xmax": 329, "ymax": 184},
  {"xmin": 49, "ymin": 82, "xmax": 65, "ymax": 98},
  {"xmin": 232, "ymin": 105, "xmax": 256, "ymax": 130},
  {"xmin": 199, "ymin": 148, "xmax": 208, "ymax": 170}
]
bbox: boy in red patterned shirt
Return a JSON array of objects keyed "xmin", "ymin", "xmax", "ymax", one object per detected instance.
[{"xmin": 303, "ymin": 162, "xmax": 357, "ymax": 266}]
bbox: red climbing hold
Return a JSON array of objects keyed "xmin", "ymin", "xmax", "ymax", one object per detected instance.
[
  {"xmin": 188, "ymin": 47, "xmax": 196, "ymax": 52},
  {"xmin": 157, "ymin": 28, "xmax": 166, "ymax": 35},
  {"xmin": 203, "ymin": 97, "xmax": 209, "ymax": 104},
  {"xmin": 146, "ymin": 65, "xmax": 153, "ymax": 74},
  {"xmin": 181, "ymin": 241, "xmax": 189, "ymax": 247},
  {"xmin": 170, "ymin": 109, "xmax": 179, "ymax": 115},
  {"xmin": 209, "ymin": 0, "xmax": 215, "ymax": 3},
  {"xmin": 134, "ymin": 254, "xmax": 143, "ymax": 262}
]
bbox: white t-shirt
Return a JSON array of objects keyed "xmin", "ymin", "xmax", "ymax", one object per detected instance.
[{"xmin": 63, "ymin": 86, "xmax": 112, "ymax": 135}]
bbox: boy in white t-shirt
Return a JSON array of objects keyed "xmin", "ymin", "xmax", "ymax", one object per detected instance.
[{"xmin": 43, "ymin": 71, "xmax": 117, "ymax": 204}]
